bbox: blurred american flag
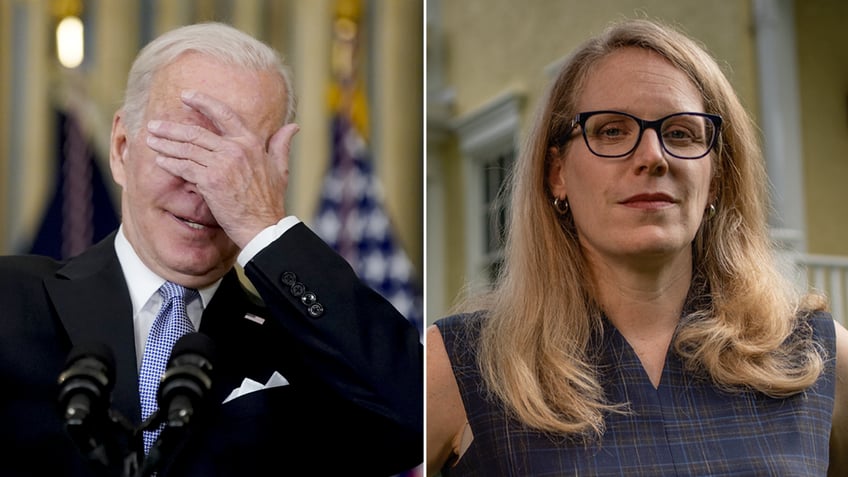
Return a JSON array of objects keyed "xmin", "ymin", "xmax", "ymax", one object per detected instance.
[
  {"xmin": 28, "ymin": 107, "xmax": 118, "ymax": 258},
  {"xmin": 313, "ymin": 4, "xmax": 424, "ymax": 474},
  {"xmin": 312, "ymin": 114, "xmax": 423, "ymax": 338}
]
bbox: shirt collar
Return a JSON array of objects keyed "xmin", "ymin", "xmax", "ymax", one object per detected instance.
[{"xmin": 114, "ymin": 225, "xmax": 221, "ymax": 316}]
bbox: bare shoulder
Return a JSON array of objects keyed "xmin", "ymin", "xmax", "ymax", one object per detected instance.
[
  {"xmin": 426, "ymin": 324, "xmax": 468, "ymax": 476},
  {"xmin": 830, "ymin": 320, "xmax": 848, "ymax": 476}
]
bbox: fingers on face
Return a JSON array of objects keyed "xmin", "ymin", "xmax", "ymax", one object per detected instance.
[
  {"xmin": 155, "ymin": 154, "xmax": 201, "ymax": 184},
  {"xmin": 145, "ymin": 90, "xmax": 247, "ymax": 163},
  {"xmin": 148, "ymin": 90, "xmax": 268, "ymax": 157},
  {"xmin": 180, "ymin": 90, "xmax": 246, "ymax": 137},
  {"xmin": 268, "ymin": 123, "xmax": 299, "ymax": 178},
  {"xmin": 147, "ymin": 121, "xmax": 219, "ymax": 155},
  {"xmin": 269, "ymin": 123, "xmax": 299, "ymax": 156},
  {"xmin": 146, "ymin": 133, "xmax": 217, "ymax": 172},
  {"xmin": 147, "ymin": 92, "xmax": 295, "ymax": 183}
]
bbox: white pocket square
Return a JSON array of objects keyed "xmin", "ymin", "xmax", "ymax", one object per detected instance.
[{"xmin": 222, "ymin": 371, "xmax": 289, "ymax": 404}]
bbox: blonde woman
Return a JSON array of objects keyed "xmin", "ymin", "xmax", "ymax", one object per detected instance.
[{"xmin": 427, "ymin": 19, "xmax": 848, "ymax": 476}]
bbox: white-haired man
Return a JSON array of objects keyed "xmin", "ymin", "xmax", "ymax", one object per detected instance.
[{"xmin": 0, "ymin": 22, "xmax": 422, "ymax": 477}]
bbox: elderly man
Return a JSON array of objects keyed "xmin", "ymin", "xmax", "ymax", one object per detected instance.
[{"xmin": 0, "ymin": 22, "xmax": 422, "ymax": 477}]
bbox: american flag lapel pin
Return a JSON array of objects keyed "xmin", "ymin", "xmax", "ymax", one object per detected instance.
[{"xmin": 243, "ymin": 313, "xmax": 266, "ymax": 325}]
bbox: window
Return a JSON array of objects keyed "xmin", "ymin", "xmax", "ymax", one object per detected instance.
[
  {"xmin": 454, "ymin": 91, "xmax": 523, "ymax": 290},
  {"xmin": 481, "ymin": 151, "xmax": 513, "ymax": 284}
]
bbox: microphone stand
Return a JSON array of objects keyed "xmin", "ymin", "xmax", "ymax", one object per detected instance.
[
  {"xmin": 108, "ymin": 410, "xmax": 142, "ymax": 477},
  {"xmin": 63, "ymin": 407, "xmax": 141, "ymax": 477},
  {"xmin": 133, "ymin": 396, "xmax": 196, "ymax": 477},
  {"xmin": 135, "ymin": 426, "xmax": 186, "ymax": 477},
  {"xmin": 62, "ymin": 333, "xmax": 215, "ymax": 477}
]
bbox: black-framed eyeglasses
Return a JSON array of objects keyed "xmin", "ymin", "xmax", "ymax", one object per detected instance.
[{"xmin": 562, "ymin": 110, "xmax": 722, "ymax": 160}]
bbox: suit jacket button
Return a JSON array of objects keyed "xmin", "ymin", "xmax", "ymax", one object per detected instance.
[
  {"xmin": 290, "ymin": 282, "xmax": 305, "ymax": 297},
  {"xmin": 308, "ymin": 303, "xmax": 324, "ymax": 318},
  {"xmin": 301, "ymin": 292, "xmax": 317, "ymax": 306},
  {"xmin": 281, "ymin": 271, "xmax": 297, "ymax": 286}
]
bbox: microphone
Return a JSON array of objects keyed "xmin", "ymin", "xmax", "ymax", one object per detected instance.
[
  {"xmin": 158, "ymin": 332, "xmax": 216, "ymax": 429},
  {"xmin": 138, "ymin": 332, "xmax": 215, "ymax": 477},
  {"xmin": 57, "ymin": 342, "xmax": 116, "ymax": 467}
]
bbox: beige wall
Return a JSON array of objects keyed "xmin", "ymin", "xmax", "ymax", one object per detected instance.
[
  {"xmin": 797, "ymin": 0, "xmax": 848, "ymax": 255},
  {"xmin": 0, "ymin": 0, "xmax": 53, "ymax": 252},
  {"xmin": 429, "ymin": 0, "xmax": 847, "ymax": 319},
  {"xmin": 375, "ymin": 0, "xmax": 424, "ymax": 264},
  {"xmin": 441, "ymin": 1, "xmax": 759, "ymax": 123},
  {"xmin": 0, "ymin": 2, "xmax": 9, "ymax": 240},
  {"xmin": 0, "ymin": 0, "xmax": 423, "ymax": 275}
]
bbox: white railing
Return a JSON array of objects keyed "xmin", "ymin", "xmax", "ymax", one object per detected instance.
[{"xmin": 795, "ymin": 254, "xmax": 848, "ymax": 326}]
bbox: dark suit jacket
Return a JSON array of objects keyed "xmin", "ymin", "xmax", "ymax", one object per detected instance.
[{"xmin": 0, "ymin": 223, "xmax": 423, "ymax": 476}]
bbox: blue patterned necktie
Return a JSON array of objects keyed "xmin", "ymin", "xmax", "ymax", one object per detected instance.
[{"xmin": 138, "ymin": 281, "xmax": 199, "ymax": 454}]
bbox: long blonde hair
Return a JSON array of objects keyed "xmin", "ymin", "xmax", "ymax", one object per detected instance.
[{"xmin": 457, "ymin": 18, "xmax": 827, "ymax": 437}]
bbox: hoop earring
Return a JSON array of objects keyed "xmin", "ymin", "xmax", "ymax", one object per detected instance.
[
  {"xmin": 553, "ymin": 196, "xmax": 570, "ymax": 215},
  {"xmin": 707, "ymin": 203, "xmax": 716, "ymax": 219}
]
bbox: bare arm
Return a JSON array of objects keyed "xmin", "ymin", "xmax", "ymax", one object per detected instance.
[
  {"xmin": 830, "ymin": 320, "xmax": 848, "ymax": 476},
  {"xmin": 427, "ymin": 325, "xmax": 470, "ymax": 476}
]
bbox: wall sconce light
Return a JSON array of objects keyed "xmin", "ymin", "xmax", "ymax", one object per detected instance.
[
  {"xmin": 52, "ymin": 0, "xmax": 84, "ymax": 68},
  {"xmin": 56, "ymin": 16, "xmax": 84, "ymax": 68}
]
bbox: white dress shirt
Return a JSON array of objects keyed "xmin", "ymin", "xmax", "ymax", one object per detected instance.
[{"xmin": 114, "ymin": 216, "xmax": 301, "ymax": 369}]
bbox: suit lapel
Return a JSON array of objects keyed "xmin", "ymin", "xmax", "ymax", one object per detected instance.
[
  {"xmin": 43, "ymin": 233, "xmax": 141, "ymax": 426},
  {"xmin": 198, "ymin": 270, "xmax": 275, "ymax": 404},
  {"xmin": 44, "ymin": 238, "xmax": 276, "ymax": 426}
]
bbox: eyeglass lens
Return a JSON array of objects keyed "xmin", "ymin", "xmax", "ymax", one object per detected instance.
[{"xmin": 583, "ymin": 113, "xmax": 716, "ymax": 159}]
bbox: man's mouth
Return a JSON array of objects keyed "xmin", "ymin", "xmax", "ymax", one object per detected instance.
[{"xmin": 175, "ymin": 215, "xmax": 211, "ymax": 230}]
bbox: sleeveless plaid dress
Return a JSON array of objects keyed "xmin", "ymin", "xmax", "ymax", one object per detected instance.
[{"xmin": 436, "ymin": 312, "xmax": 836, "ymax": 476}]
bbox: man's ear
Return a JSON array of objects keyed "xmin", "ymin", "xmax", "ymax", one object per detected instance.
[
  {"xmin": 109, "ymin": 111, "xmax": 129, "ymax": 188},
  {"xmin": 547, "ymin": 146, "xmax": 567, "ymax": 198}
]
